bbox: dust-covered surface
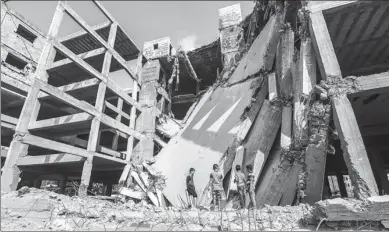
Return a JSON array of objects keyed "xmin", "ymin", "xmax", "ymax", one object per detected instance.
[
  {"xmin": 2, "ymin": 188, "xmax": 389, "ymax": 231},
  {"xmin": 313, "ymin": 196, "xmax": 389, "ymax": 222}
]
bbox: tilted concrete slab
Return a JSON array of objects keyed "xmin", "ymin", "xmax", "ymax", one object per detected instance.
[{"xmin": 152, "ymin": 15, "xmax": 281, "ymax": 207}]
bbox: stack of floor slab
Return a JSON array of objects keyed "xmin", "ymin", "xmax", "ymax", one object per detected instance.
[{"xmin": 152, "ymin": 14, "xmax": 282, "ymax": 207}]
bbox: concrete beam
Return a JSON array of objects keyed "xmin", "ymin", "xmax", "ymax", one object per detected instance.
[
  {"xmin": 50, "ymin": 47, "xmax": 106, "ymax": 70},
  {"xmin": 276, "ymin": 26, "xmax": 294, "ymax": 98},
  {"xmin": 172, "ymin": 94, "xmax": 197, "ymax": 104},
  {"xmin": 180, "ymin": 51, "xmax": 200, "ymax": 82},
  {"xmin": 58, "ymin": 21, "xmax": 111, "ymax": 42},
  {"xmin": 93, "ymin": 1, "xmax": 140, "ymax": 55},
  {"xmin": 333, "ymin": 94, "xmax": 379, "ymax": 199},
  {"xmin": 293, "ymin": 38, "xmax": 316, "ymax": 142},
  {"xmin": 28, "ymin": 113, "xmax": 93, "ymax": 131},
  {"xmin": 52, "ymin": 39, "xmax": 142, "ymax": 110},
  {"xmin": 268, "ymin": 72, "xmax": 279, "ymax": 101},
  {"xmin": 244, "ymin": 100, "xmax": 282, "ymax": 189},
  {"xmin": 1, "ymin": 114, "xmax": 18, "ymax": 126},
  {"xmin": 21, "ymin": 133, "xmax": 126, "ymax": 164},
  {"xmin": 306, "ymin": 1, "xmax": 359, "ymax": 13},
  {"xmin": 352, "ymin": 71, "xmax": 389, "ymax": 96},
  {"xmin": 17, "ymin": 153, "xmax": 85, "ymax": 166},
  {"xmin": 33, "ymin": 79, "xmax": 143, "ymax": 140},
  {"xmin": 62, "ymin": 2, "xmax": 138, "ymax": 82},
  {"xmin": 309, "ymin": 11, "xmax": 341, "ymax": 80}
]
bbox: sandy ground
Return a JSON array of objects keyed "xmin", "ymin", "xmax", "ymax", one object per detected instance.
[{"xmin": 1, "ymin": 188, "xmax": 387, "ymax": 231}]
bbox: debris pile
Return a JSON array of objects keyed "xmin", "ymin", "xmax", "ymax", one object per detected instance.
[
  {"xmin": 119, "ymin": 161, "xmax": 167, "ymax": 207},
  {"xmin": 3, "ymin": 187, "xmax": 389, "ymax": 231}
]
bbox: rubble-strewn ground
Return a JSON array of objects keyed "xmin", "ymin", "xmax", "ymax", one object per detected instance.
[{"xmin": 1, "ymin": 188, "xmax": 387, "ymax": 231}]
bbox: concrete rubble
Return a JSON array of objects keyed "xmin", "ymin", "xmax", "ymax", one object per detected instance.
[{"xmin": 1, "ymin": 0, "xmax": 389, "ymax": 231}]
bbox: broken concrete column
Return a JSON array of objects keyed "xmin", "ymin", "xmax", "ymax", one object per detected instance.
[
  {"xmin": 302, "ymin": 101, "xmax": 331, "ymax": 204},
  {"xmin": 104, "ymin": 181, "xmax": 113, "ymax": 196},
  {"xmin": 332, "ymin": 94, "xmax": 379, "ymax": 199},
  {"xmin": 59, "ymin": 175, "xmax": 67, "ymax": 194},
  {"xmin": 131, "ymin": 60, "xmax": 161, "ymax": 164},
  {"xmin": 276, "ymin": 24, "xmax": 294, "ymax": 99},
  {"xmin": 218, "ymin": 4, "xmax": 245, "ymax": 70},
  {"xmin": 243, "ymin": 100, "xmax": 282, "ymax": 190},
  {"xmin": 33, "ymin": 179, "xmax": 42, "ymax": 189}
]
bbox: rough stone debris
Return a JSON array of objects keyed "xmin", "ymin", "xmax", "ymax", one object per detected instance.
[
  {"xmin": 2, "ymin": 188, "xmax": 389, "ymax": 231},
  {"xmin": 313, "ymin": 196, "xmax": 389, "ymax": 224},
  {"xmin": 2, "ymin": 0, "xmax": 389, "ymax": 230}
]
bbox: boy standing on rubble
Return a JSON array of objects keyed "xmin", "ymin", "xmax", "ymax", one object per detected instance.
[
  {"xmin": 210, "ymin": 164, "xmax": 224, "ymax": 211},
  {"xmin": 245, "ymin": 164, "xmax": 257, "ymax": 209},
  {"xmin": 234, "ymin": 165, "xmax": 246, "ymax": 209},
  {"xmin": 186, "ymin": 167, "xmax": 197, "ymax": 208}
]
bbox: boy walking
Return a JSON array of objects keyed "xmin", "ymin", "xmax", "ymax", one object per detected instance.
[
  {"xmin": 234, "ymin": 165, "xmax": 246, "ymax": 209},
  {"xmin": 186, "ymin": 168, "xmax": 197, "ymax": 208},
  {"xmin": 210, "ymin": 164, "xmax": 224, "ymax": 211},
  {"xmin": 245, "ymin": 164, "xmax": 256, "ymax": 209}
]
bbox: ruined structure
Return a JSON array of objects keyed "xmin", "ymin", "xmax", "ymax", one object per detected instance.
[{"xmin": 1, "ymin": 0, "xmax": 389, "ymax": 218}]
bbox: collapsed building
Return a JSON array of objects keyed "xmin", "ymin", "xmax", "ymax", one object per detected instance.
[{"xmin": 1, "ymin": 0, "xmax": 388, "ymax": 220}]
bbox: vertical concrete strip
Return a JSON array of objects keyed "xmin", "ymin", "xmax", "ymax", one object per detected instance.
[
  {"xmin": 333, "ymin": 94, "xmax": 378, "ymax": 199},
  {"xmin": 302, "ymin": 102, "xmax": 331, "ymax": 204},
  {"xmin": 132, "ymin": 60, "xmax": 161, "ymax": 164},
  {"xmin": 226, "ymin": 146, "xmax": 245, "ymax": 198},
  {"xmin": 276, "ymin": 26, "xmax": 294, "ymax": 98},
  {"xmin": 1, "ymin": 2, "xmax": 65, "ymax": 192},
  {"xmin": 243, "ymin": 100, "xmax": 282, "ymax": 189}
]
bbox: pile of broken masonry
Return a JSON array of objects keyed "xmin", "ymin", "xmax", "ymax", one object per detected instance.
[{"xmin": 2, "ymin": 187, "xmax": 389, "ymax": 231}]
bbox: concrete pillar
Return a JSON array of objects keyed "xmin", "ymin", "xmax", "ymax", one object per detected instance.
[
  {"xmin": 132, "ymin": 59, "xmax": 161, "ymax": 164},
  {"xmin": 336, "ymin": 173, "xmax": 348, "ymax": 197},
  {"xmin": 59, "ymin": 175, "xmax": 67, "ymax": 194},
  {"xmin": 105, "ymin": 181, "xmax": 113, "ymax": 196},
  {"xmin": 322, "ymin": 174, "xmax": 331, "ymax": 200},
  {"xmin": 333, "ymin": 94, "xmax": 379, "ymax": 199},
  {"xmin": 33, "ymin": 179, "xmax": 42, "ymax": 189},
  {"xmin": 218, "ymin": 4, "xmax": 245, "ymax": 70}
]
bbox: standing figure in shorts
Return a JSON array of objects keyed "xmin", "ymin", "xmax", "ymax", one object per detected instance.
[
  {"xmin": 186, "ymin": 168, "xmax": 197, "ymax": 208},
  {"xmin": 210, "ymin": 164, "xmax": 224, "ymax": 211},
  {"xmin": 234, "ymin": 165, "xmax": 246, "ymax": 209},
  {"xmin": 245, "ymin": 164, "xmax": 257, "ymax": 209}
]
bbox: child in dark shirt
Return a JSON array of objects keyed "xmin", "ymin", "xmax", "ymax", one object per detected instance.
[{"xmin": 186, "ymin": 168, "xmax": 197, "ymax": 208}]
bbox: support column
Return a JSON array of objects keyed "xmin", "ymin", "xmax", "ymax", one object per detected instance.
[
  {"xmin": 59, "ymin": 175, "xmax": 67, "ymax": 194},
  {"xmin": 112, "ymin": 98, "xmax": 124, "ymax": 150},
  {"xmin": 105, "ymin": 181, "xmax": 113, "ymax": 196},
  {"xmin": 333, "ymin": 94, "xmax": 379, "ymax": 199},
  {"xmin": 33, "ymin": 179, "xmax": 42, "ymax": 189},
  {"xmin": 302, "ymin": 102, "xmax": 331, "ymax": 204},
  {"xmin": 80, "ymin": 22, "xmax": 118, "ymax": 197},
  {"xmin": 119, "ymin": 52, "xmax": 142, "ymax": 187},
  {"xmin": 131, "ymin": 59, "xmax": 160, "ymax": 164},
  {"xmin": 336, "ymin": 173, "xmax": 347, "ymax": 198},
  {"xmin": 218, "ymin": 4, "xmax": 245, "ymax": 71},
  {"xmin": 322, "ymin": 173, "xmax": 331, "ymax": 200},
  {"xmin": 1, "ymin": 2, "xmax": 64, "ymax": 192}
]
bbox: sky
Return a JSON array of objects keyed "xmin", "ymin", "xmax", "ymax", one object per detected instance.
[{"xmin": 6, "ymin": 1, "xmax": 255, "ymax": 51}]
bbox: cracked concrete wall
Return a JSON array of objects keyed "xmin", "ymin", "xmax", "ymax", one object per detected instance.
[
  {"xmin": 1, "ymin": 6, "xmax": 45, "ymax": 87},
  {"xmin": 1, "ymin": 9, "xmax": 45, "ymax": 65}
]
